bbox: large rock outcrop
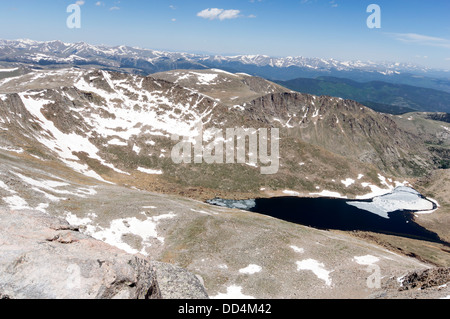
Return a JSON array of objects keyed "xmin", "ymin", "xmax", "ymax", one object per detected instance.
[
  {"xmin": 0, "ymin": 209, "xmax": 207, "ymax": 299},
  {"xmin": 369, "ymin": 267, "xmax": 450, "ymax": 299}
]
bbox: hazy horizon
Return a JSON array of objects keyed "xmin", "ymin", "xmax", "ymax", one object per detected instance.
[{"xmin": 1, "ymin": 1, "xmax": 449, "ymax": 70}]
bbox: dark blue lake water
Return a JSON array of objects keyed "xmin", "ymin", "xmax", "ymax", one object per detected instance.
[{"xmin": 207, "ymin": 196, "xmax": 449, "ymax": 246}]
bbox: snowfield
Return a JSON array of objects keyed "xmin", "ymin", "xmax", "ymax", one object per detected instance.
[
  {"xmin": 65, "ymin": 211, "xmax": 176, "ymax": 256},
  {"xmin": 310, "ymin": 190, "xmax": 347, "ymax": 199},
  {"xmin": 137, "ymin": 167, "xmax": 163, "ymax": 175},
  {"xmin": 211, "ymin": 285, "xmax": 255, "ymax": 299},
  {"xmin": 296, "ymin": 259, "xmax": 333, "ymax": 287},
  {"xmin": 239, "ymin": 264, "xmax": 262, "ymax": 275},
  {"xmin": 353, "ymin": 255, "xmax": 380, "ymax": 265},
  {"xmin": 10, "ymin": 69, "xmax": 220, "ymax": 183}
]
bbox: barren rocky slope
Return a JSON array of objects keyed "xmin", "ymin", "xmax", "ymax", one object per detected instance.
[
  {"xmin": 151, "ymin": 69, "xmax": 293, "ymax": 106},
  {"xmin": 0, "ymin": 149, "xmax": 447, "ymax": 299}
]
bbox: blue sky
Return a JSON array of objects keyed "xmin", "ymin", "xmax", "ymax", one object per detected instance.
[{"xmin": 1, "ymin": 0, "xmax": 449, "ymax": 69}]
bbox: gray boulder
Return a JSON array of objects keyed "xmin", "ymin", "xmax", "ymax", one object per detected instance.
[
  {"xmin": 0, "ymin": 209, "xmax": 207, "ymax": 299},
  {"xmin": 152, "ymin": 261, "xmax": 208, "ymax": 299}
]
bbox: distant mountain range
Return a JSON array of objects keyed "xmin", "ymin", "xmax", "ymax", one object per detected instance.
[
  {"xmin": 1, "ymin": 38, "xmax": 450, "ymax": 93},
  {"xmin": 274, "ymin": 76, "xmax": 450, "ymax": 114}
]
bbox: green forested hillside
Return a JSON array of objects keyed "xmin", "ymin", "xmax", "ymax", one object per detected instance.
[{"xmin": 275, "ymin": 76, "xmax": 450, "ymax": 114}]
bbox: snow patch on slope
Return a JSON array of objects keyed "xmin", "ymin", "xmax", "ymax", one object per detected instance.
[
  {"xmin": 65, "ymin": 212, "xmax": 176, "ymax": 256},
  {"xmin": 296, "ymin": 259, "xmax": 333, "ymax": 287},
  {"xmin": 211, "ymin": 285, "xmax": 255, "ymax": 299}
]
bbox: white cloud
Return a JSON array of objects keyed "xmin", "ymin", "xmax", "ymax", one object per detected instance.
[
  {"xmin": 75, "ymin": 0, "xmax": 85, "ymax": 5},
  {"xmin": 218, "ymin": 9, "xmax": 241, "ymax": 20},
  {"xmin": 198, "ymin": 8, "xmax": 223, "ymax": 20},
  {"xmin": 95, "ymin": 1, "xmax": 104, "ymax": 6},
  {"xmin": 390, "ymin": 33, "xmax": 450, "ymax": 49},
  {"xmin": 109, "ymin": 1, "xmax": 121, "ymax": 11},
  {"xmin": 197, "ymin": 8, "xmax": 241, "ymax": 21},
  {"xmin": 329, "ymin": 0, "xmax": 338, "ymax": 7}
]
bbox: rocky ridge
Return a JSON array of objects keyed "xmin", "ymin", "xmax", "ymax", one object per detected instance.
[{"xmin": 1, "ymin": 67, "xmax": 446, "ymax": 201}]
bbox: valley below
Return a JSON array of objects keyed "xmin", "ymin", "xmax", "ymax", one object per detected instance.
[
  {"xmin": 0, "ymin": 59, "xmax": 449, "ymax": 299},
  {"xmin": 1, "ymin": 147, "xmax": 449, "ymax": 299}
]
